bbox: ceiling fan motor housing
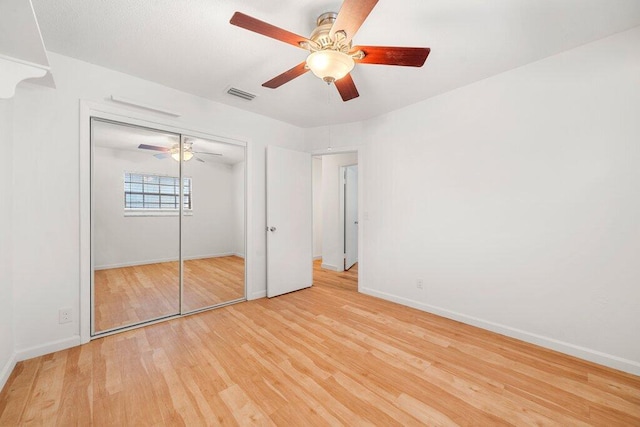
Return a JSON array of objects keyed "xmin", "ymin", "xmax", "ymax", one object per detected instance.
[{"xmin": 309, "ymin": 12, "xmax": 351, "ymax": 53}]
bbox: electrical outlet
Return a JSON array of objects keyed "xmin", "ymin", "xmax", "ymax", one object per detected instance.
[
  {"xmin": 59, "ymin": 308, "xmax": 72, "ymax": 324},
  {"xmin": 417, "ymin": 279, "xmax": 424, "ymax": 289}
]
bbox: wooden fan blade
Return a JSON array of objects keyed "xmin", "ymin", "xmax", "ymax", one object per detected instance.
[
  {"xmin": 262, "ymin": 62, "xmax": 310, "ymax": 89},
  {"xmin": 138, "ymin": 144, "xmax": 169, "ymax": 152},
  {"xmin": 334, "ymin": 73, "xmax": 359, "ymax": 102},
  {"xmin": 230, "ymin": 12, "xmax": 310, "ymax": 49},
  {"xmin": 329, "ymin": 0, "xmax": 379, "ymax": 43},
  {"xmin": 352, "ymin": 46, "xmax": 431, "ymax": 67}
]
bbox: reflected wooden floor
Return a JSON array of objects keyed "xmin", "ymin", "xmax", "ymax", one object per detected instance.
[
  {"xmin": 2, "ymin": 261, "xmax": 640, "ymax": 425},
  {"xmin": 182, "ymin": 256, "xmax": 245, "ymax": 313},
  {"xmin": 94, "ymin": 256, "xmax": 245, "ymax": 333}
]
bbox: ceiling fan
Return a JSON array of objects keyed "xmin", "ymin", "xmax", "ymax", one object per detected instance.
[
  {"xmin": 138, "ymin": 141, "xmax": 222, "ymax": 162},
  {"xmin": 229, "ymin": 0, "xmax": 430, "ymax": 101}
]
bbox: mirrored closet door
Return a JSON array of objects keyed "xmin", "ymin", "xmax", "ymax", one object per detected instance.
[
  {"xmin": 181, "ymin": 135, "xmax": 246, "ymax": 313},
  {"xmin": 91, "ymin": 118, "xmax": 246, "ymax": 335}
]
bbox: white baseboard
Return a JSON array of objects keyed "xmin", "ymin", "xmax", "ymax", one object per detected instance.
[
  {"xmin": 95, "ymin": 257, "xmax": 176, "ymax": 270},
  {"xmin": 249, "ymin": 290, "xmax": 266, "ymax": 300},
  {"xmin": 15, "ymin": 335, "xmax": 82, "ymax": 363},
  {"xmin": 321, "ymin": 263, "xmax": 343, "ymax": 272},
  {"xmin": 95, "ymin": 253, "xmax": 236, "ymax": 270},
  {"xmin": 360, "ymin": 287, "xmax": 640, "ymax": 376},
  {"xmin": 184, "ymin": 253, "xmax": 235, "ymax": 261},
  {"xmin": 233, "ymin": 253, "xmax": 246, "ymax": 259},
  {"xmin": 0, "ymin": 351, "xmax": 17, "ymax": 393}
]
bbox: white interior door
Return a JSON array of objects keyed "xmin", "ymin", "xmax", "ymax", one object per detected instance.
[
  {"xmin": 345, "ymin": 165, "xmax": 358, "ymax": 270},
  {"xmin": 266, "ymin": 145, "xmax": 312, "ymax": 297}
]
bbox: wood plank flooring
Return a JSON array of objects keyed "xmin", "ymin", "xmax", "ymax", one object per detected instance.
[
  {"xmin": 94, "ymin": 256, "xmax": 245, "ymax": 332},
  {"xmin": 1, "ymin": 260, "xmax": 639, "ymax": 425}
]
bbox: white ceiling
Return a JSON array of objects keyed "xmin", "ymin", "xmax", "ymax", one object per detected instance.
[{"xmin": 32, "ymin": 0, "xmax": 640, "ymax": 128}]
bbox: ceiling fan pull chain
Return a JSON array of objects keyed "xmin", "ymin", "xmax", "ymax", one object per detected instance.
[{"xmin": 327, "ymin": 85, "xmax": 333, "ymax": 151}]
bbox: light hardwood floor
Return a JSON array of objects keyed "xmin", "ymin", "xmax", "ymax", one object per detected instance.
[
  {"xmin": 1, "ymin": 260, "xmax": 639, "ymax": 425},
  {"xmin": 94, "ymin": 256, "xmax": 245, "ymax": 332}
]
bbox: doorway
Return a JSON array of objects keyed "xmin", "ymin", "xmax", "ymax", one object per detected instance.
[{"xmin": 312, "ymin": 153, "xmax": 359, "ymax": 285}]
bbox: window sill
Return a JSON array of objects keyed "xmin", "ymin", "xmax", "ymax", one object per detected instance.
[{"xmin": 124, "ymin": 209, "xmax": 193, "ymax": 217}]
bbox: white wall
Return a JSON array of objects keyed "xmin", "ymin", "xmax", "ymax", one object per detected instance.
[
  {"xmin": 307, "ymin": 27, "xmax": 640, "ymax": 374},
  {"xmin": 0, "ymin": 98, "xmax": 16, "ymax": 390},
  {"xmin": 312, "ymin": 157, "xmax": 323, "ymax": 259},
  {"xmin": 93, "ymin": 147, "xmax": 239, "ymax": 268},
  {"xmin": 9, "ymin": 52, "xmax": 304, "ymax": 358},
  {"xmin": 321, "ymin": 153, "xmax": 358, "ymax": 271},
  {"xmin": 307, "ymin": 122, "xmax": 365, "ymax": 153},
  {"xmin": 184, "ymin": 157, "xmax": 240, "ymax": 260}
]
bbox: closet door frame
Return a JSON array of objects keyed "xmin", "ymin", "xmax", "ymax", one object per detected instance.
[{"xmin": 80, "ymin": 101, "xmax": 249, "ymax": 343}]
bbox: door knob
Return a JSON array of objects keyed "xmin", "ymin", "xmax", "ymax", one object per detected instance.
[
  {"xmin": 354, "ymin": 221, "xmax": 359, "ymax": 225},
  {"xmin": 268, "ymin": 226, "xmax": 277, "ymax": 232}
]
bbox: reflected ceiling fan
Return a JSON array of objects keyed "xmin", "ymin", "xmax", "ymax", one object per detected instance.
[
  {"xmin": 229, "ymin": 0, "xmax": 430, "ymax": 101},
  {"xmin": 138, "ymin": 141, "xmax": 222, "ymax": 163}
]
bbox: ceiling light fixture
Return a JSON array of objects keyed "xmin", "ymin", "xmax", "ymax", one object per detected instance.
[
  {"xmin": 306, "ymin": 50, "xmax": 355, "ymax": 83},
  {"xmin": 170, "ymin": 143, "xmax": 194, "ymax": 162}
]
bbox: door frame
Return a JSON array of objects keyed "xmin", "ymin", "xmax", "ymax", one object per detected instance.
[
  {"xmin": 79, "ymin": 100, "xmax": 251, "ymax": 343},
  {"xmin": 311, "ymin": 146, "xmax": 364, "ymax": 292}
]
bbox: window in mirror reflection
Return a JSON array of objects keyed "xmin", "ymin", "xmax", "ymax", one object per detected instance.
[{"xmin": 124, "ymin": 172, "xmax": 192, "ymax": 215}]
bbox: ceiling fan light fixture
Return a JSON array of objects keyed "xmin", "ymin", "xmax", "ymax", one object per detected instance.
[
  {"xmin": 170, "ymin": 145, "xmax": 194, "ymax": 162},
  {"xmin": 306, "ymin": 50, "xmax": 355, "ymax": 83}
]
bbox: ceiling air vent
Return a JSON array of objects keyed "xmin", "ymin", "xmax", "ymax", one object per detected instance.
[{"xmin": 226, "ymin": 87, "xmax": 256, "ymax": 101}]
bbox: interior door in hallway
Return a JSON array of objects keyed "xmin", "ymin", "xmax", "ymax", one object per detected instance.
[
  {"xmin": 344, "ymin": 165, "xmax": 358, "ymax": 270},
  {"xmin": 266, "ymin": 145, "xmax": 312, "ymax": 297}
]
